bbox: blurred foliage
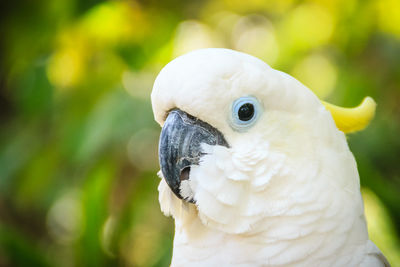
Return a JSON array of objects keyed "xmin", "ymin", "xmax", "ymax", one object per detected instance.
[{"xmin": 0, "ymin": 0, "xmax": 399, "ymax": 266}]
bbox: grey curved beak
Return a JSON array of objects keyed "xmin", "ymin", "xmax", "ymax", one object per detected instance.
[{"xmin": 158, "ymin": 109, "xmax": 229, "ymax": 203}]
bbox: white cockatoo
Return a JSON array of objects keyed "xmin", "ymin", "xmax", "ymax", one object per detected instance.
[{"xmin": 151, "ymin": 48, "xmax": 388, "ymax": 266}]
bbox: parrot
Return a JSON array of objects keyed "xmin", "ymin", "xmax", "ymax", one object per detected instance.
[{"xmin": 151, "ymin": 48, "xmax": 389, "ymax": 266}]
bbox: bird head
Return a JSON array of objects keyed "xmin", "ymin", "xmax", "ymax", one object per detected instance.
[{"xmin": 151, "ymin": 48, "xmax": 375, "ymax": 233}]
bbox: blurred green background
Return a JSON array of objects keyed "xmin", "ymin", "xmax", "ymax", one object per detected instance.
[{"xmin": 0, "ymin": 0, "xmax": 399, "ymax": 266}]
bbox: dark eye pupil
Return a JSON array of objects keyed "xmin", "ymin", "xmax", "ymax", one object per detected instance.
[{"xmin": 238, "ymin": 103, "xmax": 254, "ymax": 121}]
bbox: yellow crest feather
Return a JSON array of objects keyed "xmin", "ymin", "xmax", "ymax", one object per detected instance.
[{"xmin": 322, "ymin": 97, "xmax": 376, "ymax": 133}]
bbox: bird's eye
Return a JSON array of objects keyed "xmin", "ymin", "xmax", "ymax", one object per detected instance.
[
  {"xmin": 238, "ymin": 103, "xmax": 254, "ymax": 121},
  {"xmin": 230, "ymin": 96, "xmax": 262, "ymax": 131}
]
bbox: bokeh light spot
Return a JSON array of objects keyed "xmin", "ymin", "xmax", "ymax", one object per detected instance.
[
  {"xmin": 376, "ymin": 0, "xmax": 400, "ymax": 37},
  {"xmin": 280, "ymin": 3, "xmax": 334, "ymax": 52},
  {"xmin": 47, "ymin": 47, "xmax": 85, "ymax": 89},
  {"xmin": 173, "ymin": 20, "xmax": 222, "ymax": 57},
  {"xmin": 233, "ymin": 15, "xmax": 279, "ymax": 65},
  {"xmin": 362, "ymin": 188, "xmax": 400, "ymax": 265},
  {"xmin": 291, "ymin": 53, "xmax": 337, "ymax": 99},
  {"xmin": 47, "ymin": 189, "xmax": 84, "ymax": 244}
]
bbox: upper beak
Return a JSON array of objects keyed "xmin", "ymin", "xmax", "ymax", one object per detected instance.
[{"xmin": 158, "ymin": 109, "xmax": 229, "ymax": 203}]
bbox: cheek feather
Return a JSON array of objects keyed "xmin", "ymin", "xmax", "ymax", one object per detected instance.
[{"xmin": 188, "ymin": 141, "xmax": 290, "ymax": 234}]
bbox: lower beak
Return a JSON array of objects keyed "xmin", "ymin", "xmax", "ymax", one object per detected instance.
[{"xmin": 158, "ymin": 109, "xmax": 229, "ymax": 202}]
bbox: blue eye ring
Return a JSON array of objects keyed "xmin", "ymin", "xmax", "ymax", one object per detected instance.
[{"xmin": 230, "ymin": 96, "xmax": 262, "ymax": 131}]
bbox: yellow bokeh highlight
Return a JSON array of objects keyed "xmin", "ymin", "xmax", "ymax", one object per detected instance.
[
  {"xmin": 220, "ymin": 0, "xmax": 295, "ymax": 14},
  {"xmin": 46, "ymin": 189, "xmax": 84, "ymax": 244},
  {"xmin": 101, "ymin": 216, "xmax": 117, "ymax": 257},
  {"xmin": 280, "ymin": 3, "xmax": 334, "ymax": 51},
  {"xmin": 47, "ymin": 46, "xmax": 86, "ymax": 89},
  {"xmin": 46, "ymin": 1, "xmax": 150, "ymax": 90},
  {"xmin": 122, "ymin": 223, "xmax": 163, "ymax": 267},
  {"xmin": 292, "ymin": 53, "xmax": 337, "ymax": 98},
  {"xmin": 80, "ymin": 1, "xmax": 147, "ymax": 45},
  {"xmin": 362, "ymin": 188, "xmax": 400, "ymax": 266},
  {"xmin": 376, "ymin": 0, "xmax": 400, "ymax": 37},
  {"xmin": 173, "ymin": 20, "xmax": 222, "ymax": 57},
  {"xmin": 233, "ymin": 15, "xmax": 279, "ymax": 65}
]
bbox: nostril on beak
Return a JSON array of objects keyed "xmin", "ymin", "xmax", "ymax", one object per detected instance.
[{"xmin": 180, "ymin": 166, "xmax": 191, "ymax": 181}]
